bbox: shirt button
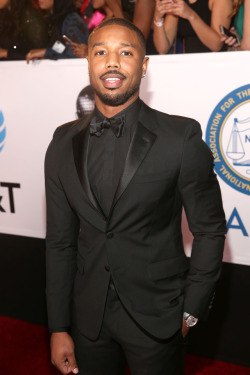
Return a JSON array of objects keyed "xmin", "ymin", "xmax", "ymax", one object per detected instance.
[
  {"xmin": 105, "ymin": 265, "xmax": 110, "ymax": 272},
  {"xmin": 106, "ymin": 232, "xmax": 114, "ymax": 239}
]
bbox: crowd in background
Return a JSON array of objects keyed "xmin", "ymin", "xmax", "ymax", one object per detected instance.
[{"xmin": 0, "ymin": 0, "xmax": 249, "ymax": 62}]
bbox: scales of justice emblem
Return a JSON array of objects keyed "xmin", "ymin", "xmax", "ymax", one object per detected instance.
[
  {"xmin": 227, "ymin": 116, "xmax": 250, "ymax": 171},
  {"xmin": 206, "ymin": 84, "xmax": 250, "ymax": 195}
]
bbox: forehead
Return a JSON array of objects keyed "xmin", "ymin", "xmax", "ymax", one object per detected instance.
[{"xmin": 88, "ymin": 24, "xmax": 141, "ymax": 50}]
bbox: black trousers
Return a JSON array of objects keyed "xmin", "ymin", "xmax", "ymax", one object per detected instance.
[{"xmin": 72, "ymin": 282, "xmax": 185, "ymax": 375}]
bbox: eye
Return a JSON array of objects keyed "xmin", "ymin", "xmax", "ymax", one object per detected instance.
[
  {"xmin": 121, "ymin": 50, "xmax": 132, "ymax": 56},
  {"xmin": 96, "ymin": 50, "xmax": 106, "ymax": 56}
]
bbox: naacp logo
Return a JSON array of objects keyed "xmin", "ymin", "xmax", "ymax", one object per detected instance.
[
  {"xmin": 0, "ymin": 111, "xmax": 6, "ymax": 152},
  {"xmin": 206, "ymin": 84, "xmax": 250, "ymax": 195}
]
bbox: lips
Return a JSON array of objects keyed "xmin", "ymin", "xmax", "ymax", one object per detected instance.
[{"xmin": 100, "ymin": 72, "xmax": 126, "ymax": 89}]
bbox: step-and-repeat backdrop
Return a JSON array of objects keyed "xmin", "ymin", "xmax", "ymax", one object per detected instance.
[{"xmin": 0, "ymin": 52, "xmax": 250, "ymax": 265}]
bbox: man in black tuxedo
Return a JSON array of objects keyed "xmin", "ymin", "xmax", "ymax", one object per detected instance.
[{"xmin": 45, "ymin": 18, "xmax": 226, "ymax": 375}]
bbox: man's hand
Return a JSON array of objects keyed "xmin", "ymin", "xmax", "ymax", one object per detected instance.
[
  {"xmin": 50, "ymin": 332, "xmax": 79, "ymax": 374},
  {"xmin": 181, "ymin": 318, "xmax": 190, "ymax": 338}
]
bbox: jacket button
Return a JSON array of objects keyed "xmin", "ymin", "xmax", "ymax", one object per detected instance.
[
  {"xmin": 107, "ymin": 232, "xmax": 114, "ymax": 239},
  {"xmin": 105, "ymin": 265, "xmax": 110, "ymax": 272}
]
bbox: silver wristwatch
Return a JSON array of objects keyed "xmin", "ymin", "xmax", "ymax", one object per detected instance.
[{"xmin": 183, "ymin": 312, "xmax": 198, "ymax": 327}]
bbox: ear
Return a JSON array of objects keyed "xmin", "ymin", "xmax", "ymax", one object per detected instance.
[{"xmin": 142, "ymin": 56, "xmax": 149, "ymax": 78}]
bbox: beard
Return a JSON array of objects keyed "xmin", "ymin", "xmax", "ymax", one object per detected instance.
[{"xmin": 91, "ymin": 82, "xmax": 140, "ymax": 107}]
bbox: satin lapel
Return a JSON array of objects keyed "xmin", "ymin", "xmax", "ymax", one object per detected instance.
[
  {"xmin": 111, "ymin": 121, "xmax": 157, "ymax": 211},
  {"xmin": 72, "ymin": 114, "xmax": 101, "ymax": 214}
]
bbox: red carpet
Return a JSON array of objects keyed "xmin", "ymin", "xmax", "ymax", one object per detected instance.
[{"xmin": 0, "ymin": 316, "xmax": 249, "ymax": 375}]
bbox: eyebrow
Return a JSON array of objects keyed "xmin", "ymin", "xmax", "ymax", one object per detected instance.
[
  {"xmin": 92, "ymin": 42, "xmax": 136, "ymax": 49},
  {"xmin": 120, "ymin": 42, "xmax": 136, "ymax": 49}
]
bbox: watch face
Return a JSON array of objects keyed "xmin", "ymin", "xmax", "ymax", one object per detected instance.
[{"xmin": 186, "ymin": 315, "xmax": 198, "ymax": 327}]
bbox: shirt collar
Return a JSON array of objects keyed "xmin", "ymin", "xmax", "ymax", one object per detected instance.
[{"xmin": 93, "ymin": 97, "xmax": 142, "ymax": 123}]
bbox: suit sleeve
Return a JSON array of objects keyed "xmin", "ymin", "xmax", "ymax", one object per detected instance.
[
  {"xmin": 177, "ymin": 120, "xmax": 227, "ymax": 320},
  {"xmin": 45, "ymin": 128, "xmax": 80, "ymax": 331}
]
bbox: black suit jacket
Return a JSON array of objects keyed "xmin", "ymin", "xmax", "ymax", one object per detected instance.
[{"xmin": 45, "ymin": 101, "xmax": 226, "ymax": 340}]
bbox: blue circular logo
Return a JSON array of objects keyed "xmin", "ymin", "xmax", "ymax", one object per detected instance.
[
  {"xmin": 0, "ymin": 111, "xmax": 6, "ymax": 152},
  {"xmin": 206, "ymin": 84, "xmax": 250, "ymax": 195}
]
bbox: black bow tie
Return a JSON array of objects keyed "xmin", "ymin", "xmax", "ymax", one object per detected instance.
[{"xmin": 89, "ymin": 114, "xmax": 125, "ymax": 138}]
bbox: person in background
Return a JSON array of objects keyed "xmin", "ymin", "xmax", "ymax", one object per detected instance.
[
  {"xmin": 106, "ymin": 0, "xmax": 124, "ymax": 17},
  {"xmin": 220, "ymin": 0, "xmax": 250, "ymax": 50},
  {"xmin": 78, "ymin": 0, "xmax": 125, "ymax": 31},
  {"xmin": 70, "ymin": 0, "xmax": 122, "ymax": 58},
  {"xmin": 133, "ymin": 0, "xmax": 155, "ymax": 41},
  {"xmin": 72, "ymin": 0, "xmax": 157, "ymax": 56},
  {"xmin": 74, "ymin": 0, "xmax": 84, "ymax": 10},
  {"xmin": 0, "ymin": 0, "xmax": 48, "ymax": 60},
  {"xmin": 90, "ymin": 0, "xmax": 114, "ymax": 23},
  {"xmin": 153, "ymin": 0, "xmax": 233, "ymax": 54},
  {"xmin": 26, "ymin": 0, "xmax": 89, "ymax": 63},
  {"xmin": 75, "ymin": 0, "xmax": 106, "ymax": 32},
  {"xmin": 106, "ymin": 0, "xmax": 155, "ymax": 42},
  {"xmin": 132, "ymin": 0, "xmax": 157, "ymax": 54}
]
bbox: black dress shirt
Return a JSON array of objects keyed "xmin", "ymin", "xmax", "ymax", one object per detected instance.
[{"xmin": 88, "ymin": 98, "xmax": 142, "ymax": 217}]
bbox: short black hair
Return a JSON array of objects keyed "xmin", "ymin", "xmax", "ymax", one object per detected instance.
[{"xmin": 88, "ymin": 17, "xmax": 146, "ymax": 56}]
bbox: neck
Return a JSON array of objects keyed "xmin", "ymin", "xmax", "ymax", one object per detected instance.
[
  {"xmin": 94, "ymin": 93, "xmax": 139, "ymax": 118},
  {"xmin": 103, "ymin": 6, "xmax": 113, "ymax": 17}
]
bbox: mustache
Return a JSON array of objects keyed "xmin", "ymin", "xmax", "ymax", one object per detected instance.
[{"xmin": 100, "ymin": 70, "xmax": 126, "ymax": 80}]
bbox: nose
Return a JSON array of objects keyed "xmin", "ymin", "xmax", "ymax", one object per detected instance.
[{"xmin": 105, "ymin": 51, "xmax": 120, "ymax": 69}]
